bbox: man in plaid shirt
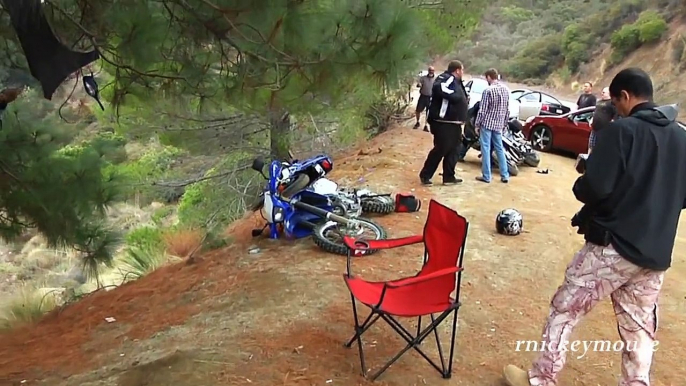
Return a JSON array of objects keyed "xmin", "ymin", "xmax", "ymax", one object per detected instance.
[{"xmin": 474, "ymin": 68, "xmax": 510, "ymax": 183}]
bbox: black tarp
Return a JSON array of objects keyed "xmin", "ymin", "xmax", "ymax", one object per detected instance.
[{"xmin": 1, "ymin": 0, "xmax": 100, "ymax": 99}]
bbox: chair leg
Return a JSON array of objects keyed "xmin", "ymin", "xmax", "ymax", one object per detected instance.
[
  {"xmin": 446, "ymin": 308, "xmax": 459, "ymax": 377},
  {"xmin": 430, "ymin": 314, "xmax": 447, "ymax": 375},
  {"xmin": 345, "ymin": 295, "xmax": 382, "ymax": 377},
  {"xmin": 367, "ymin": 308, "xmax": 460, "ymax": 381}
]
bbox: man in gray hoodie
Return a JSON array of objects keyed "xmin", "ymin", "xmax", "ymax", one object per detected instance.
[{"xmin": 414, "ymin": 66, "xmax": 435, "ymax": 132}]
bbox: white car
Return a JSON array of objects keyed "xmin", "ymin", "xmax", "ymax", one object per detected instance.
[
  {"xmin": 512, "ymin": 91, "xmax": 573, "ymax": 121},
  {"xmin": 464, "ymin": 78, "xmax": 521, "ymax": 119}
]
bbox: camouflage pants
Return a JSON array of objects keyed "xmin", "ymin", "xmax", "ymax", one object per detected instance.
[{"xmin": 529, "ymin": 242, "xmax": 664, "ymax": 386}]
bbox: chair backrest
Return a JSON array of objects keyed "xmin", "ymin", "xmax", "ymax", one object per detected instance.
[{"xmin": 421, "ymin": 200, "xmax": 468, "ymax": 275}]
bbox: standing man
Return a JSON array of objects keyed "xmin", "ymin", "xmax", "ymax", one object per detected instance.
[
  {"xmin": 576, "ymin": 81, "xmax": 597, "ymax": 109},
  {"xmin": 587, "ymin": 86, "xmax": 614, "ymax": 153},
  {"xmin": 414, "ymin": 66, "xmax": 435, "ymax": 132},
  {"xmin": 474, "ymin": 68, "xmax": 510, "ymax": 183},
  {"xmin": 503, "ymin": 68, "xmax": 686, "ymax": 386},
  {"xmin": 600, "ymin": 86, "xmax": 610, "ymax": 100},
  {"xmin": 418, "ymin": 60, "xmax": 468, "ymax": 186}
]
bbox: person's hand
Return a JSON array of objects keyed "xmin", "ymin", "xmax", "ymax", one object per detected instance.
[{"xmin": 475, "ymin": 126, "xmax": 480, "ymax": 135}]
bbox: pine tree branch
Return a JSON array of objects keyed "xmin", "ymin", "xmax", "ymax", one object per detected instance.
[{"xmin": 151, "ymin": 164, "xmax": 252, "ymax": 188}]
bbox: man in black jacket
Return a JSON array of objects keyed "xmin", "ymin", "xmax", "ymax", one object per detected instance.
[
  {"xmin": 418, "ymin": 60, "xmax": 468, "ymax": 185},
  {"xmin": 503, "ymin": 68, "xmax": 686, "ymax": 386},
  {"xmin": 576, "ymin": 81, "xmax": 597, "ymax": 109}
]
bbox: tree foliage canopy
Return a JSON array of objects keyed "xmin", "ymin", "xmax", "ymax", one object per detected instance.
[{"xmin": 0, "ymin": 0, "xmax": 484, "ymax": 273}]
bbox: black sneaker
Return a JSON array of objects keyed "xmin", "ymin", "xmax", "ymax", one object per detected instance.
[
  {"xmin": 442, "ymin": 177, "xmax": 463, "ymax": 185},
  {"xmin": 420, "ymin": 178, "xmax": 433, "ymax": 185},
  {"xmin": 501, "ymin": 177, "xmax": 509, "ymax": 183},
  {"xmin": 413, "ymin": 122, "xmax": 420, "ymax": 129},
  {"xmin": 423, "ymin": 125, "xmax": 429, "ymax": 132}
]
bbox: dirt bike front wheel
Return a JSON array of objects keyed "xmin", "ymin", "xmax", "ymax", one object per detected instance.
[{"xmin": 312, "ymin": 218, "xmax": 387, "ymax": 256}]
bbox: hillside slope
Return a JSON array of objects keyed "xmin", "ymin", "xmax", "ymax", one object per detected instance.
[
  {"xmin": 575, "ymin": 20, "xmax": 686, "ymax": 107},
  {"xmin": 1, "ymin": 124, "xmax": 686, "ymax": 385}
]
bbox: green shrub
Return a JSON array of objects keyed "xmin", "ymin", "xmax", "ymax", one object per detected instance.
[
  {"xmin": 635, "ymin": 11, "xmax": 668, "ymax": 43},
  {"xmin": 151, "ymin": 206, "xmax": 175, "ymax": 226},
  {"xmin": 505, "ymin": 35, "xmax": 563, "ymax": 80},
  {"xmin": 119, "ymin": 246, "xmax": 166, "ymax": 280},
  {"xmin": 562, "ymin": 24, "xmax": 590, "ymax": 71},
  {"xmin": 672, "ymin": 35, "xmax": 685, "ymax": 65},
  {"xmin": 125, "ymin": 226, "xmax": 164, "ymax": 251},
  {"xmin": 564, "ymin": 41, "xmax": 590, "ymax": 72},
  {"xmin": 611, "ymin": 24, "xmax": 641, "ymax": 54},
  {"xmin": 499, "ymin": 6, "xmax": 535, "ymax": 27}
]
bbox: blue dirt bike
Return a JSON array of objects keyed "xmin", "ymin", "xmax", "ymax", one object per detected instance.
[{"xmin": 249, "ymin": 153, "xmax": 387, "ymax": 256}]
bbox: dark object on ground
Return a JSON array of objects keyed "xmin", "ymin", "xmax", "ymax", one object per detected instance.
[
  {"xmin": 496, "ymin": 208, "xmax": 523, "ymax": 236},
  {"xmin": 2, "ymin": 0, "xmax": 100, "ymax": 99},
  {"xmin": 394, "ymin": 193, "xmax": 421, "ymax": 212}
]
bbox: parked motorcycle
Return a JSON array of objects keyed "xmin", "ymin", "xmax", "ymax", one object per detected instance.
[{"xmin": 249, "ymin": 154, "xmax": 387, "ymax": 256}]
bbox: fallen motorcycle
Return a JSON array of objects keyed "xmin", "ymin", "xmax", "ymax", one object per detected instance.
[
  {"xmin": 249, "ymin": 155, "xmax": 387, "ymax": 256},
  {"xmin": 462, "ymin": 102, "xmax": 541, "ymax": 176}
]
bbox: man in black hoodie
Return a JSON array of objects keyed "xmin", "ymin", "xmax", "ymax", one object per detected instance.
[
  {"xmin": 418, "ymin": 60, "xmax": 469, "ymax": 185},
  {"xmin": 503, "ymin": 68, "xmax": 686, "ymax": 386}
]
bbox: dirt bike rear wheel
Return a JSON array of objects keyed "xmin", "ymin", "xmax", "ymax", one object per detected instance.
[
  {"xmin": 360, "ymin": 196, "xmax": 395, "ymax": 214},
  {"xmin": 312, "ymin": 218, "xmax": 387, "ymax": 256}
]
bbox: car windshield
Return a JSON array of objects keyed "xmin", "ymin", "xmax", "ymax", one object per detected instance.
[{"xmin": 470, "ymin": 79, "xmax": 488, "ymax": 94}]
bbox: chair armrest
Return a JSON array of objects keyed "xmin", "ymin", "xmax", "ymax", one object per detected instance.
[
  {"xmin": 343, "ymin": 235, "xmax": 423, "ymax": 255},
  {"xmin": 386, "ymin": 266, "xmax": 461, "ymax": 288}
]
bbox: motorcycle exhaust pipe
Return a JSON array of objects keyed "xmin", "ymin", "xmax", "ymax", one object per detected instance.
[{"xmin": 291, "ymin": 200, "xmax": 353, "ymax": 224}]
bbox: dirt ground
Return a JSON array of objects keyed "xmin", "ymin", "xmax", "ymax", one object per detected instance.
[{"xmin": 1, "ymin": 124, "xmax": 686, "ymax": 386}]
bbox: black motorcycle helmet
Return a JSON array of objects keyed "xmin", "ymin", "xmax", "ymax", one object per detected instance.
[
  {"xmin": 508, "ymin": 119, "xmax": 523, "ymax": 133},
  {"xmin": 496, "ymin": 208, "xmax": 523, "ymax": 236}
]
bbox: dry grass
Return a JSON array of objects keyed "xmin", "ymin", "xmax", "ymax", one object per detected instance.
[
  {"xmin": 0, "ymin": 285, "xmax": 58, "ymax": 331},
  {"xmin": 162, "ymin": 228, "xmax": 204, "ymax": 258}
]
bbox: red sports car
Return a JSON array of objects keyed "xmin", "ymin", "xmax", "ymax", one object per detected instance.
[{"xmin": 522, "ymin": 106, "xmax": 595, "ymax": 155}]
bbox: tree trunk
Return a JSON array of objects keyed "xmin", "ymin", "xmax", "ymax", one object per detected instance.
[{"xmin": 269, "ymin": 109, "xmax": 291, "ymax": 160}]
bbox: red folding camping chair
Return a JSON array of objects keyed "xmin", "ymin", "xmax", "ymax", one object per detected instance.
[{"xmin": 342, "ymin": 199, "xmax": 468, "ymax": 381}]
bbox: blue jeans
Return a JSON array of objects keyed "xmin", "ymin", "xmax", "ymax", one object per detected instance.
[{"xmin": 479, "ymin": 128, "xmax": 509, "ymax": 181}]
